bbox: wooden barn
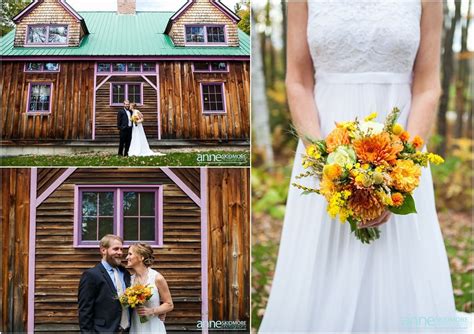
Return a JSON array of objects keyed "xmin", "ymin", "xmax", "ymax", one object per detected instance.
[
  {"xmin": 0, "ymin": 0, "xmax": 250, "ymax": 145},
  {"xmin": 0, "ymin": 167, "xmax": 250, "ymax": 332}
]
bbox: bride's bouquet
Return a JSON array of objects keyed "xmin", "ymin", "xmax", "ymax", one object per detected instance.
[
  {"xmin": 131, "ymin": 112, "xmax": 143, "ymax": 126},
  {"xmin": 293, "ymin": 107, "xmax": 444, "ymax": 244},
  {"xmin": 119, "ymin": 284, "xmax": 153, "ymax": 323}
]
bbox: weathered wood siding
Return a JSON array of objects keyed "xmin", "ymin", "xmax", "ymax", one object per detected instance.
[
  {"xmin": 34, "ymin": 168, "xmax": 202, "ymax": 332},
  {"xmin": 14, "ymin": 0, "xmax": 86, "ymax": 47},
  {"xmin": 95, "ymin": 76, "xmax": 159, "ymax": 140},
  {"xmin": 169, "ymin": 0, "xmax": 239, "ymax": 47},
  {"xmin": 208, "ymin": 168, "xmax": 250, "ymax": 323},
  {"xmin": 0, "ymin": 169, "xmax": 30, "ymax": 333},
  {"xmin": 1, "ymin": 61, "xmax": 94, "ymax": 140},
  {"xmin": 159, "ymin": 61, "xmax": 250, "ymax": 140}
]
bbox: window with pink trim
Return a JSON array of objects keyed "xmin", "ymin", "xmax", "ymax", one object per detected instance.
[
  {"xmin": 26, "ymin": 25, "xmax": 68, "ymax": 45},
  {"xmin": 193, "ymin": 61, "xmax": 228, "ymax": 72},
  {"xmin": 27, "ymin": 83, "xmax": 52, "ymax": 113},
  {"xmin": 25, "ymin": 62, "xmax": 60, "ymax": 72},
  {"xmin": 75, "ymin": 186, "xmax": 163, "ymax": 247},
  {"xmin": 185, "ymin": 25, "xmax": 226, "ymax": 44},
  {"xmin": 201, "ymin": 82, "xmax": 226, "ymax": 114},
  {"xmin": 110, "ymin": 83, "xmax": 142, "ymax": 105},
  {"xmin": 96, "ymin": 62, "xmax": 157, "ymax": 73}
]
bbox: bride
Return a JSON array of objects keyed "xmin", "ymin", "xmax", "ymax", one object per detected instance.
[
  {"xmin": 126, "ymin": 243, "xmax": 173, "ymax": 333},
  {"xmin": 259, "ymin": 1, "xmax": 471, "ymax": 332},
  {"xmin": 128, "ymin": 103, "xmax": 165, "ymax": 156}
]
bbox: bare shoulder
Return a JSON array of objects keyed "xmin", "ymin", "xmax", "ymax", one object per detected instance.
[{"xmin": 154, "ymin": 271, "xmax": 167, "ymax": 284}]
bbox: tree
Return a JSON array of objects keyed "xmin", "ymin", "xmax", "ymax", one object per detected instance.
[
  {"xmin": 251, "ymin": 11, "xmax": 274, "ymax": 165},
  {"xmin": 1, "ymin": 0, "xmax": 31, "ymax": 37},
  {"xmin": 235, "ymin": 1, "xmax": 250, "ymax": 35}
]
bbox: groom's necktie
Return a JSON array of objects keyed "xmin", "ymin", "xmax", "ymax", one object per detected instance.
[{"xmin": 113, "ymin": 267, "xmax": 130, "ymax": 329}]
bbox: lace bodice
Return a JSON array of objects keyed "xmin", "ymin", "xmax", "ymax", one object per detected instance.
[{"xmin": 307, "ymin": 0, "xmax": 421, "ymax": 73}]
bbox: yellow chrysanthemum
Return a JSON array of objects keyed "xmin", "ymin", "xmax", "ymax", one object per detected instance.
[
  {"xmin": 325, "ymin": 127, "xmax": 351, "ymax": 153},
  {"xmin": 323, "ymin": 163, "xmax": 343, "ymax": 180},
  {"xmin": 319, "ymin": 175, "xmax": 337, "ymax": 200},
  {"xmin": 390, "ymin": 159, "xmax": 421, "ymax": 193}
]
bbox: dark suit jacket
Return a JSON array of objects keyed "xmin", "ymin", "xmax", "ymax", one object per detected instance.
[
  {"xmin": 78, "ymin": 263, "xmax": 131, "ymax": 334},
  {"xmin": 117, "ymin": 108, "xmax": 131, "ymax": 130}
]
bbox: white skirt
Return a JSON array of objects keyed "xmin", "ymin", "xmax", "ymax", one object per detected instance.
[
  {"xmin": 259, "ymin": 72, "xmax": 471, "ymax": 333},
  {"xmin": 129, "ymin": 123, "xmax": 164, "ymax": 157}
]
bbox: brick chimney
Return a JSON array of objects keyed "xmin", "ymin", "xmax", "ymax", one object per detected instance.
[{"xmin": 117, "ymin": 0, "xmax": 136, "ymax": 14}]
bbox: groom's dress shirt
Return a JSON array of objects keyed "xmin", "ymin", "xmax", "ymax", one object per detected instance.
[
  {"xmin": 101, "ymin": 260, "xmax": 127, "ymax": 292},
  {"xmin": 126, "ymin": 109, "xmax": 132, "ymax": 127}
]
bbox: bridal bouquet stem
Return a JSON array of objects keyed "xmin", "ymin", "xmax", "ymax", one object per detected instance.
[
  {"xmin": 119, "ymin": 284, "xmax": 153, "ymax": 323},
  {"xmin": 293, "ymin": 107, "xmax": 444, "ymax": 244}
]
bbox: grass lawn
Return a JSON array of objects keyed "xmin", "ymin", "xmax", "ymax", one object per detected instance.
[{"xmin": 0, "ymin": 149, "xmax": 250, "ymax": 167}]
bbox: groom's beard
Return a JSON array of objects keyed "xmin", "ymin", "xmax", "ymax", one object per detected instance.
[{"xmin": 106, "ymin": 253, "xmax": 123, "ymax": 267}]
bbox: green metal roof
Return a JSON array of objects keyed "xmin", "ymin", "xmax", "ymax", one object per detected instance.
[{"xmin": 0, "ymin": 11, "xmax": 250, "ymax": 58}]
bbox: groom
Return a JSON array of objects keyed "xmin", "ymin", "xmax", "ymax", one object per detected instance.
[
  {"xmin": 78, "ymin": 235, "xmax": 131, "ymax": 333},
  {"xmin": 117, "ymin": 100, "xmax": 133, "ymax": 156}
]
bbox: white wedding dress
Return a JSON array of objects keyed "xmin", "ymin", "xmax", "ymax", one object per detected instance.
[
  {"xmin": 128, "ymin": 111, "xmax": 165, "ymax": 157},
  {"xmin": 259, "ymin": 1, "xmax": 472, "ymax": 333},
  {"xmin": 130, "ymin": 268, "xmax": 167, "ymax": 334}
]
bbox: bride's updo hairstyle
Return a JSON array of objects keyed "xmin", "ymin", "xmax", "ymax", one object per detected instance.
[
  {"xmin": 130, "ymin": 103, "xmax": 136, "ymax": 110},
  {"xmin": 132, "ymin": 243, "xmax": 154, "ymax": 267}
]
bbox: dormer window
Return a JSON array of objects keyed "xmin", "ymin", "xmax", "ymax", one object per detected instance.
[
  {"xmin": 185, "ymin": 25, "xmax": 226, "ymax": 45},
  {"xmin": 26, "ymin": 25, "xmax": 68, "ymax": 45}
]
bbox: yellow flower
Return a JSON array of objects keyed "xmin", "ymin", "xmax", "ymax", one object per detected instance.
[
  {"xmin": 306, "ymin": 145, "xmax": 321, "ymax": 159},
  {"xmin": 392, "ymin": 123, "xmax": 404, "ymax": 135},
  {"xmin": 399, "ymin": 131, "xmax": 410, "ymax": 142},
  {"xmin": 412, "ymin": 136, "xmax": 424, "ymax": 149},
  {"xmin": 364, "ymin": 112, "xmax": 378, "ymax": 121},
  {"xmin": 372, "ymin": 171, "xmax": 384, "ymax": 185},
  {"xmin": 390, "ymin": 159, "xmax": 421, "ymax": 193},
  {"xmin": 427, "ymin": 153, "xmax": 444, "ymax": 165},
  {"xmin": 323, "ymin": 164, "xmax": 343, "ymax": 180}
]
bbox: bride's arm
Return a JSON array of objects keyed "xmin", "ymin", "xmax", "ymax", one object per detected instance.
[
  {"xmin": 406, "ymin": 0, "xmax": 443, "ymax": 142},
  {"xmin": 138, "ymin": 273, "xmax": 174, "ymax": 317},
  {"xmin": 287, "ymin": 0, "xmax": 322, "ymax": 146}
]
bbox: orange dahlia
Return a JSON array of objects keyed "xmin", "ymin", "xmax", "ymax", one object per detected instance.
[
  {"xmin": 353, "ymin": 132, "xmax": 403, "ymax": 166},
  {"xmin": 399, "ymin": 131, "xmax": 410, "ymax": 142},
  {"xmin": 347, "ymin": 187, "xmax": 385, "ymax": 221},
  {"xmin": 390, "ymin": 159, "xmax": 421, "ymax": 193},
  {"xmin": 325, "ymin": 127, "xmax": 350, "ymax": 153},
  {"xmin": 391, "ymin": 192, "xmax": 404, "ymax": 207}
]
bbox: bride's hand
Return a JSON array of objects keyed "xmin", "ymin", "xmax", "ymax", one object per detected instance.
[
  {"xmin": 358, "ymin": 210, "xmax": 391, "ymax": 229},
  {"xmin": 137, "ymin": 306, "xmax": 155, "ymax": 317},
  {"xmin": 158, "ymin": 313, "xmax": 166, "ymax": 321}
]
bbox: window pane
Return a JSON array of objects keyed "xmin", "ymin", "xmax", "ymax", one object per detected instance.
[
  {"xmin": 82, "ymin": 217, "xmax": 97, "ymax": 241},
  {"xmin": 48, "ymin": 25, "xmax": 68, "ymax": 44},
  {"xmin": 82, "ymin": 192, "xmax": 97, "ymax": 216},
  {"xmin": 211, "ymin": 62, "xmax": 227, "ymax": 71},
  {"xmin": 112, "ymin": 63, "xmax": 126, "ymax": 72},
  {"xmin": 123, "ymin": 191, "xmax": 138, "ymax": 215},
  {"xmin": 186, "ymin": 26, "xmax": 204, "ymax": 43},
  {"xmin": 25, "ymin": 63, "xmax": 43, "ymax": 71},
  {"xmin": 140, "ymin": 192, "xmax": 155, "ymax": 216},
  {"xmin": 112, "ymin": 84, "xmax": 126, "ymax": 104},
  {"xmin": 206, "ymin": 26, "xmax": 225, "ymax": 43},
  {"xmin": 99, "ymin": 192, "xmax": 114, "ymax": 216},
  {"xmin": 127, "ymin": 63, "xmax": 141, "ymax": 72},
  {"xmin": 44, "ymin": 63, "xmax": 59, "ymax": 71},
  {"xmin": 142, "ymin": 63, "xmax": 155, "ymax": 72},
  {"xmin": 29, "ymin": 84, "xmax": 51, "ymax": 112},
  {"xmin": 193, "ymin": 62, "xmax": 210, "ymax": 71},
  {"xmin": 202, "ymin": 84, "xmax": 224, "ymax": 112},
  {"xmin": 128, "ymin": 84, "xmax": 141, "ymax": 104},
  {"xmin": 140, "ymin": 218, "xmax": 155, "ymax": 241},
  {"xmin": 27, "ymin": 26, "xmax": 47, "ymax": 43},
  {"xmin": 98, "ymin": 217, "xmax": 114, "ymax": 239},
  {"xmin": 97, "ymin": 63, "xmax": 111, "ymax": 72},
  {"xmin": 124, "ymin": 217, "xmax": 139, "ymax": 240}
]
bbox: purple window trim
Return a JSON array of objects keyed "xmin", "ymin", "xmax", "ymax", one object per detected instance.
[
  {"xmin": 192, "ymin": 61, "xmax": 229, "ymax": 73},
  {"xmin": 200, "ymin": 82, "xmax": 227, "ymax": 115},
  {"xmin": 109, "ymin": 82, "xmax": 144, "ymax": 106},
  {"xmin": 96, "ymin": 62, "xmax": 157, "ymax": 74},
  {"xmin": 24, "ymin": 62, "xmax": 60, "ymax": 73},
  {"xmin": 25, "ymin": 24, "xmax": 69, "ymax": 46},
  {"xmin": 26, "ymin": 82, "xmax": 53, "ymax": 114},
  {"xmin": 184, "ymin": 24, "xmax": 227, "ymax": 46},
  {"xmin": 73, "ymin": 185, "xmax": 163, "ymax": 248}
]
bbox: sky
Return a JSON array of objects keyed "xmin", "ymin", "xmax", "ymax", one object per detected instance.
[{"xmin": 67, "ymin": 0, "xmax": 242, "ymax": 12}]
